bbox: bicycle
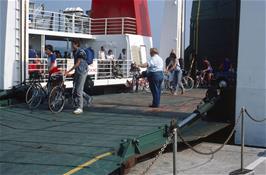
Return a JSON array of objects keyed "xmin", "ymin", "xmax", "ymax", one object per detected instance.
[
  {"xmin": 195, "ymin": 70, "xmax": 215, "ymax": 88},
  {"xmin": 48, "ymin": 74, "xmax": 93, "ymax": 113},
  {"xmin": 25, "ymin": 72, "xmax": 63, "ymax": 110},
  {"xmin": 138, "ymin": 76, "xmax": 150, "ymax": 92},
  {"xmin": 161, "ymin": 72, "xmax": 172, "ymax": 93},
  {"xmin": 48, "ymin": 74, "xmax": 66, "ymax": 113},
  {"xmin": 25, "ymin": 72, "xmax": 47, "ymax": 109},
  {"xmin": 181, "ymin": 70, "xmax": 194, "ymax": 90},
  {"xmin": 127, "ymin": 68, "xmax": 150, "ymax": 93},
  {"xmin": 162, "ymin": 70, "xmax": 194, "ymax": 94}
]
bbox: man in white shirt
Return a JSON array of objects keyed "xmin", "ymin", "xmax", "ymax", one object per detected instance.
[{"xmin": 138, "ymin": 48, "xmax": 164, "ymax": 108}]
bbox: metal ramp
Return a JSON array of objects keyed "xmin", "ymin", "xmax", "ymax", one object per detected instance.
[{"xmin": 0, "ymin": 90, "xmax": 230, "ymax": 175}]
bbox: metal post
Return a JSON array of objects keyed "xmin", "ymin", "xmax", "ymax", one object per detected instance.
[
  {"xmin": 173, "ymin": 128, "xmax": 177, "ymax": 175},
  {"xmin": 104, "ymin": 18, "xmax": 107, "ymax": 35},
  {"xmin": 122, "ymin": 18, "xmax": 124, "ymax": 34},
  {"xmin": 72, "ymin": 14, "xmax": 75, "ymax": 33},
  {"xmin": 40, "ymin": 35, "xmax": 45, "ymax": 58},
  {"xmin": 240, "ymin": 107, "xmax": 245, "ymax": 171},
  {"xmin": 81, "ymin": 19, "xmax": 84, "ymax": 33},
  {"xmin": 89, "ymin": 18, "xmax": 91, "ymax": 34},
  {"xmin": 229, "ymin": 107, "xmax": 253, "ymax": 175}
]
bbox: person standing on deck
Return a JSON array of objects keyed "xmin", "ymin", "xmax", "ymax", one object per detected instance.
[
  {"xmin": 118, "ymin": 48, "xmax": 127, "ymax": 60},
  {"xmin": 118, "ymin": 48, "xmax": 128, "ymax": 76},
  {"xmin": 106, "ymin": 49, "xmax": 115, "ymax": 61},
  {"xmin": 166, "ymin": 54, "xmax": 185, "ymax": 95},
  {"xmin": 138, "ymin": 48, "xmax": 164, "ymax": 108},
  {"xmin": 64, "ymin": 39, "xmax": 92, "ymax": 115},
  {"xmin": 28, "ymin": 45, "xmax": 41, "ymax": 77},
  {"xmin": 164, "ymin": 50, "xmax": 176, "ymax": 90},
  {"xmin": 45, "ymin": 45, "xmax": 59, "ymax": 75},
  {"xmin": 202, "ymin": 57, "xmax": 213, "ymax": 87},
  {"xmin": 98, "ymin": 46, "xmax": 106, "ymax": 60},
  {"xmin": 165, "ymin": 49, "xmax": 175, "ymax": 69}
]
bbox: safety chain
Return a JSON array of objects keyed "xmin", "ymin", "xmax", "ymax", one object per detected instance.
[
  {"xmin": 244, "ymin": 108, "xmax": 266, "ymax": 122},
  {"xmin": 140, "ymin": 132, "xmax": 174, "ymax": 175},
  {"xmin": 176, "ymin": 111, "xmax": 243, "ymax": 155}
]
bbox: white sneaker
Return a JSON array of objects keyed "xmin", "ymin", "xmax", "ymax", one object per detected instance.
[{"xmin": 73, "ymin": 108, "xmax": 83, "ymax": 114}]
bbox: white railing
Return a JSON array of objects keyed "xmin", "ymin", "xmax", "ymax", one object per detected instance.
[
  {"xmin": 28, "ymin": 58, "xmax": 68, "ymax": 81},
  {"xmin": 27, "ymin": 58, "xmax": 132, "ymax": 82},
  {"xmin": 29, "ymin": 9, "xmax": 90, "ymax": 34},
  {"xmin": 28, "ymin": 9, "xmax": 136, "ymax": 35},
  {"xmin": 96, "ymin": 60, "xmax": 132, "ymax": 79},
  {"xmin": 91, "ymin": 17, "xmax": 136, "ymax": 35}
]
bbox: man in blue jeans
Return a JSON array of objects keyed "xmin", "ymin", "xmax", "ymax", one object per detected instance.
[
  {"xmin": 138, "ymin": 48, "xmax": 164, "ymax": 108},
  {"xmin": 65, "ymin": 39, "xmax": 92, "ymax": 114}
]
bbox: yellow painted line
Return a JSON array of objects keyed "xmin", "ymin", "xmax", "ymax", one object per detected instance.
[{"xmin": 63, "ymin": 152, "xmax": 113, "ymax": 175}]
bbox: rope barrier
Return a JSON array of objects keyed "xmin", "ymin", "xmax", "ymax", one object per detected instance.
[
  {"xmin": 176, "ymin": 111, "xmax": 242, "ymax": 155},
  {"xmin": 140, "ymin": 106, "xmax": 265, "ymax": 174},
  {"xmin": 176, "ymin": 107, "xmax": 266, "ymax": 156},
  {"xmin": 244, "ymin": 108, "xmax": 266, "ymax": 122}
]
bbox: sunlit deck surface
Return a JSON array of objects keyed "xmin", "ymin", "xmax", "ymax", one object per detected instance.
[{"xmin": 0, "ymin": 89, "xmax": 229, "ymax": 175}]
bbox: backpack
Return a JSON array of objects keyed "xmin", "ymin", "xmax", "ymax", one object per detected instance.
[{"xmin": 82, "ymin": 47, "xmax": 95, "ymax": 65}]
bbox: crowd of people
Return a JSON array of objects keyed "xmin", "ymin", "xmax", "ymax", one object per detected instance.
[
  {"xmin": 200, "ymin": 57, "xmax": 235, "ymax": 87},
  {"xmin": 28, "ymin": 39, "xmax": 132, "ymax": 114},
  {"xmin": 97, "ymin": 46, "xmax": 127, "ymax": 61},
  {"xmin": 28, "ymin": 39, "xmax": 235, "ymax": 113},
  {"xmin": 138, "ymin": 48, "xmax": 185, "ymax": 108},
  {"xmin": 29, "ymin": 41, "xmax": 93, "ymax": 114}
]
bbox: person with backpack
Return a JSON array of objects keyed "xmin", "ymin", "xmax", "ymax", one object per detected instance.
[{"xmin": 64, "ymin": 39, "xmax": 92, "ymax": 114}]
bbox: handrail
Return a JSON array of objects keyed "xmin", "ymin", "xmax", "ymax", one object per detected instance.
[
  {"xmin": 91, "ymin": 17, "xmax": 136, "ymax": 21},
  {"xmin": 28, "ymin": 58, "xmax": 133, "ymax": 81},
  {"xmin": 29, "ymin": 8, "xmax": 137, "ymax": 35}
]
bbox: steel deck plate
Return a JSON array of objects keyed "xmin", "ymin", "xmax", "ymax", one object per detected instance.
[{"xmin": 0, "ymin": 89, "xmax": 229, "ymax": 175}]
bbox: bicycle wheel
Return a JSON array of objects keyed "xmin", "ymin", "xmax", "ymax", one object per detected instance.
[
  {"xmin": 26, "ymin": 83, "xmax": 43, "ymax": 109},
  {"xmin": 182, "ymin": 76, "xmax": 194, "ymax": 90},
  {"xmin": 26, "ymin": 83, "xmax": 36, "ymax": 104},
  {"xmin": 48, "ymin": 86, "xmax": 65, "ymax": 113}
]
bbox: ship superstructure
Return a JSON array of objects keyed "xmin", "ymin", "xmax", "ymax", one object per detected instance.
[{"xmin": 0, "ymin": 0, "xmax": 152, "ymax": 89}]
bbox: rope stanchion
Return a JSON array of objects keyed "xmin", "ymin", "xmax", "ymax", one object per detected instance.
[
  {"xmin": 173, "ymin": 128, "xmax": 177, "ymax": 175},
  {"xmin": 140, "ymin": 106, "xmax": 264, "ymax": 175},
  {"xmin": 230, "ymin": 107, "xmax": 253, "ymax": 175}
]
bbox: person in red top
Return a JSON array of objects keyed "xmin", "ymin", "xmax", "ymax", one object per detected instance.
[
  {"xmin": 45, "ymin": 45, "xmax": 60, "ymax": 90},
  {"xmin": 45, "ymin": 45, "xmax": 59, "ymax": 75},
  {"xmin": 202, "ymin": 57, "xmax": 213, "ymax": 86},
  {"xmin": 28, "ymin": 45, "xmax": 41, "ymax": 79}
]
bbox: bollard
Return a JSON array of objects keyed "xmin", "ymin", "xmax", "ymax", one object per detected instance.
[{"xmin": 173, "ymin": 128, "xmax": 177, "ymax": 175}]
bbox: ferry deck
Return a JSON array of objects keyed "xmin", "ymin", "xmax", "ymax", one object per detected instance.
[{"xmin": 0, "ymin": 89, "xmax": 229, "ymax": 175}]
